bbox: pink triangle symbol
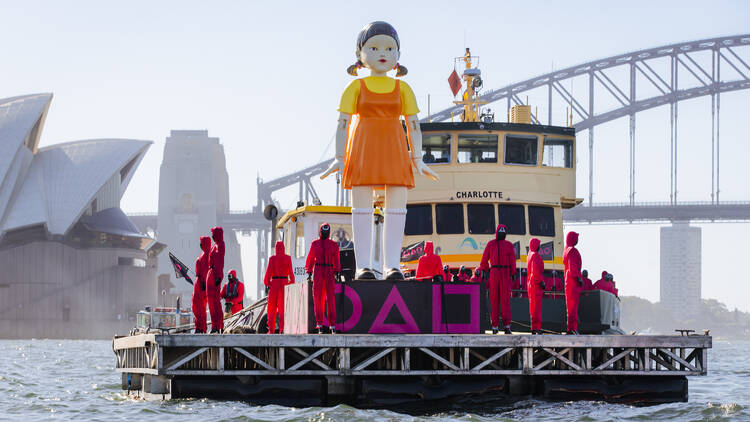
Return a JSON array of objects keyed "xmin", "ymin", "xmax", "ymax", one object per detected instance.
[{"xmin": 369, "ymin": 285, "xmax": 420, "ymax": 334}]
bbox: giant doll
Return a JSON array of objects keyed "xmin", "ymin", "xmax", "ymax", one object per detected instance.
[{"xmin": 321, "ymin": 21, "xmax": 438, "ymax": 280}]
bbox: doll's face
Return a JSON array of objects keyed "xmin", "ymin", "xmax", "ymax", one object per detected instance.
[{"xmin": 359, "ymin": 34, "xmax": 400, "ymax": 74}]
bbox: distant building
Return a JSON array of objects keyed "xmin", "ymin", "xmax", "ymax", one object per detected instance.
[
  {"xmin": 0, "ymin": 94, "xmax": 161, "ymax": 339},
  {"xmin": 156, "ymin": 130, "xmax": 243, "ymax": 301},
  {"xmin": 660, "ymin": 222, "xmax": 701, "ymax": 318}
]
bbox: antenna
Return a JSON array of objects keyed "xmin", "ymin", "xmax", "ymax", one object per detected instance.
[{"xmin": 428, "ymin": 94, "xmax": 431, "ymax": 123}]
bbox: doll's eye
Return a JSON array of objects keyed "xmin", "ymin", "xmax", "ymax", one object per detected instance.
[
  {"xmin": 386, "ymin": 47, "xmax": 393, "ymax": 51},
  {"xmin": 370, "ymin": 47, "xmax": 377, "ymax": 51}
]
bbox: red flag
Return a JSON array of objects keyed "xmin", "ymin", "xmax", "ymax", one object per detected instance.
[{"xmin": 448, "ymin": 70, "xmax": 461, "ymax": 97}]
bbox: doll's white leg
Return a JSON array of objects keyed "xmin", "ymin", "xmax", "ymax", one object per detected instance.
[
  {"xmin": 382, "ymin": 186, "xmax": 408, "ymax": 278},
  {"xmin": 351, "ymin": 186, "xmax": 375, "ymax": 278}
]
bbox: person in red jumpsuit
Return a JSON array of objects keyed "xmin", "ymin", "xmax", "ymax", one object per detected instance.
[
  {"xmin": 416, "ymin": 241, "xmax": 443, "ymax": 281},
  {"xmin": 469, "ymin": 268, "xmax": 482, "ymax": 283},
  {"xmin": 527, "ymin": 238, "xmax": 545, "ymax": 334},
  {"xmin": 264, "ymin": 240, "xmax": 294, "ymax": 333},
  {"xmin": 594, "ymin": 271, "xmax": 608, "ymax": 289},
  {"xmin": 479, "ymin": 224, "xmax": 517, "ymax": 334},
  {"xmin": 443, "ymin": 265, "xmax": 452, "ymax": 283},
  {"xmin": 305, "ymin": 223, "xmax": 340, "ymax": 334},
  {"xmin": 192, "ymin": 236, "xmax": 211, "ymax": 333},
  {"xmin": 563, "ymin": 231, "xmax": 583, "ymax": 334},
  {"xmin": 206, "ymin": 226, "xmax": 225, "ymax": 333},
  {"xmin": 581, "ymin": 269, "xmax": 593, "ymax": 290},
  {"xmin": 220, "ymin": 270, "xmax": 245, "ymax": 315},
  {"xmin": 457, "ymin": 266, "xmax": 472, "ymax": 282},
  {"xmin": 593, "ymin": 273, "xmax": 619, "ymax": 297}
]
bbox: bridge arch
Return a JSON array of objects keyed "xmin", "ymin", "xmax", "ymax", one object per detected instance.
[{"xmin": 425, "ymin": 34, "xmax": 750, "ymax": 205}]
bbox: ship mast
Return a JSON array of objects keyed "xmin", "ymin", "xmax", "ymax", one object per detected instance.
[{"xmin": 453, "ymin": 48, "xmax": 487, "ymax": 122}]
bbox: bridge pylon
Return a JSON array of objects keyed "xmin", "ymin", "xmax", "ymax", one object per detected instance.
[{"xmin": 156, "ymin": 130, "xmax": 244, "ymax": 301}]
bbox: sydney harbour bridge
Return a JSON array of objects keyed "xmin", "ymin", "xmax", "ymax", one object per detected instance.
[{"xmin": 130, "ymin": 34, "xmax": 750, "ymax": 302}]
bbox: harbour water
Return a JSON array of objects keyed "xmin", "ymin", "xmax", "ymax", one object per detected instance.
[{"xmin": 0, "ymin": 338, "xmax": 747, "ymax": 421}]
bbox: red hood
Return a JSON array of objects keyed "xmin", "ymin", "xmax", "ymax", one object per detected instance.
[
  {"xmin": 601, "ymin": 271, "xmax": 608, "ymax": 279},
  {"xmin": 425, "ymin": 241, "xmax": 434, "ymax": 255},
  {"xmin": 211, "ymin": 226, "xmax": 224, "ymax": 243},
  {"xmin": 275, "ymin": 240, "xmax": 285, "ymax": 256},
  {"xmin": 566, "ymin": 231, "xmax": 579, "ymax": 247},
  {"xmin": 229, "ymin": 269, "xmax": 237, "ymax": 279},
  {"xmin": 529, "ymin": 238, "xmax": 540, "ymax": 252},
  {"xmin": 200, "ymin": 236, "xmax": 211, "ymax": 252}
]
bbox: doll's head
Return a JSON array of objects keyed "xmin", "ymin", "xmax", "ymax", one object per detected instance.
[{"xmin": 347, "ymin": 21, "xmax": 407, "ymax": 77}]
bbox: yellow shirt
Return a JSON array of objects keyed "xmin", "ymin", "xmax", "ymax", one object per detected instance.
[{"xmin": 337, "ymin": 76, "xmax": 419, "ymax": 116}]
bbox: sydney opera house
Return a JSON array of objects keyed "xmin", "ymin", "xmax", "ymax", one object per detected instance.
[{"xmin": 0, "ymin": 93, "xmax": 161, "ymax": 339}]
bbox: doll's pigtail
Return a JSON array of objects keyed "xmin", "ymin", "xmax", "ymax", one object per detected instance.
[
  {"xmin": 347, "ymin": 60, "xmax": 363, "ymax": 76},
  {"xmin": 395, "ymin": 63, "xmax": 408, "ymax": 77}
]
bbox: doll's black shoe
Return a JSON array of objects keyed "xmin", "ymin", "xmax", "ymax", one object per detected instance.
[
  {"xmin": 385, "ymin": 268, "xmax": 404, "ymax": 280},
  {"xmin": 355, "ymin": 268, "xmax": 376, "ymax": 280}
]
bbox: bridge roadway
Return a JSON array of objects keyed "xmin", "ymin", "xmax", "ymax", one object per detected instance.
[
  {"xmin": 128, "ymin": 211, "xmax": 269, "ymax": 235},
  {"xmin": 562, "ymin": 201, "xmax": 750, "ymax": 223}
]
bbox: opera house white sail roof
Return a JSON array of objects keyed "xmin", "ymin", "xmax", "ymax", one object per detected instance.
[{"xmin": 0, "ymin": 93, "xmax": 152, "ymax": 240}]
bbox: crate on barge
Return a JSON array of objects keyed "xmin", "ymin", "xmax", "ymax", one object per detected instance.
[{"xmin": 113, "ymin": 332, "xmax": 710, "ymax": 406}]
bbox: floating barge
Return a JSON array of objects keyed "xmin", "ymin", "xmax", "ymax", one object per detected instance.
[
  {"xmin": 113, "ymin": 49, "xmax": 713, "ymax": 407},
  {"xmin": 113, "ymin": 332, "xmax": 711, "ymax": 406}
]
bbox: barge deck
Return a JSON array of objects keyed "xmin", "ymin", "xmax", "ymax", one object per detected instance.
[{"xmin": 113, "ymin": 333, "xmax": 711, "ymax": 406}]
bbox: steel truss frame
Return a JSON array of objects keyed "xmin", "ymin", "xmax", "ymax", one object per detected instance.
[{"xmin": 114, "ymin": 334, "xmax": 710, "ymax": 377}]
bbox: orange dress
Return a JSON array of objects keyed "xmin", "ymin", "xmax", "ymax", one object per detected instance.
[{"xmin": 342, "ymin": 79, "xmax": 414, "ymax": 189}]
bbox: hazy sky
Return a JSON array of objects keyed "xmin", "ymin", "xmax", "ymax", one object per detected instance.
[{"xmin": 3, "ymin": 1, "xmax": 750, "ymax": 311}]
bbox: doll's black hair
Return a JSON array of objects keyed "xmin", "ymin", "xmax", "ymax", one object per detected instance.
[{"xmin": 347, "ymin": 21, "xmax": 408, "ymax": 77}]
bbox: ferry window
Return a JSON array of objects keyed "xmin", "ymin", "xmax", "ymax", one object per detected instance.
[
  {"xmin": 457, "ymin": 134, "xmax": 498, "ymax": 163},
  {"xmin": 498, "ymin": 204, "xmax": 526, "ymax": 235},
  {"xmin": 542, "ymin": 138, "xmax": 573, "ymax": 168},
  {"xmin": 468, "ymin": 204, "xmax": 495, "ymax": 234},
  {"xmin": 405, "ymin": 204, "xmax": 432, "ymax": 235},
  {"xmin": 528, "ymin": 206, "xmax": 555, "ymax": 237},
  {"xmin": 504, "ymin": 135, "xmax": 538, "ymax": 166},
  {"xmin": 328, "ymin": 223, "xmax": 354, "ymax": 250},
  {"xmin": 436, "ymin": 204, "xmax": 464, "ymax": 234},
  {"xmin": 295, "ymin": 221, "xmax": 305, "ymax": 259},
  {"xmin": 423, "ymin": 134, "xmax": 451, "ymax": 164}
]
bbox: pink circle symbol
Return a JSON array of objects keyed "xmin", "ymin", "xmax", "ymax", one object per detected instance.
[{"xmin": 332, "ymin": 284, "xmax": 362, "ymax": 332}]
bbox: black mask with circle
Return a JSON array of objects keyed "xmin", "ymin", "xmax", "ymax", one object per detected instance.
[{"xmin": 320, "ymin": 224, "xmax": 331, "ymax": 239}]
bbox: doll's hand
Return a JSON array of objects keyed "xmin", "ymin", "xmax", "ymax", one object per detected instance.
[
  {"xmin": 321, "ymin": 157, "xmax": 343, "ymax": 180},
  {"xmin": 412, "ymin": 158, "xmax": 439, "ymax": 181}
]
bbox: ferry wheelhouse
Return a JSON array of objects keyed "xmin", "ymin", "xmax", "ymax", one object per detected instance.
[
  {"xmin": 402, "ymin": 50, "xmax": 580, "ymax": 280},
  {"xmin": 276, "ymin": 205, "xmax": 381, "ymax": 279}
]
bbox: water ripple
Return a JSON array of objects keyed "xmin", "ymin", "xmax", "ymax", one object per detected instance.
[{"xmin": 0, "ymin": 339, "xmax": 748, "ymax": 421}]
